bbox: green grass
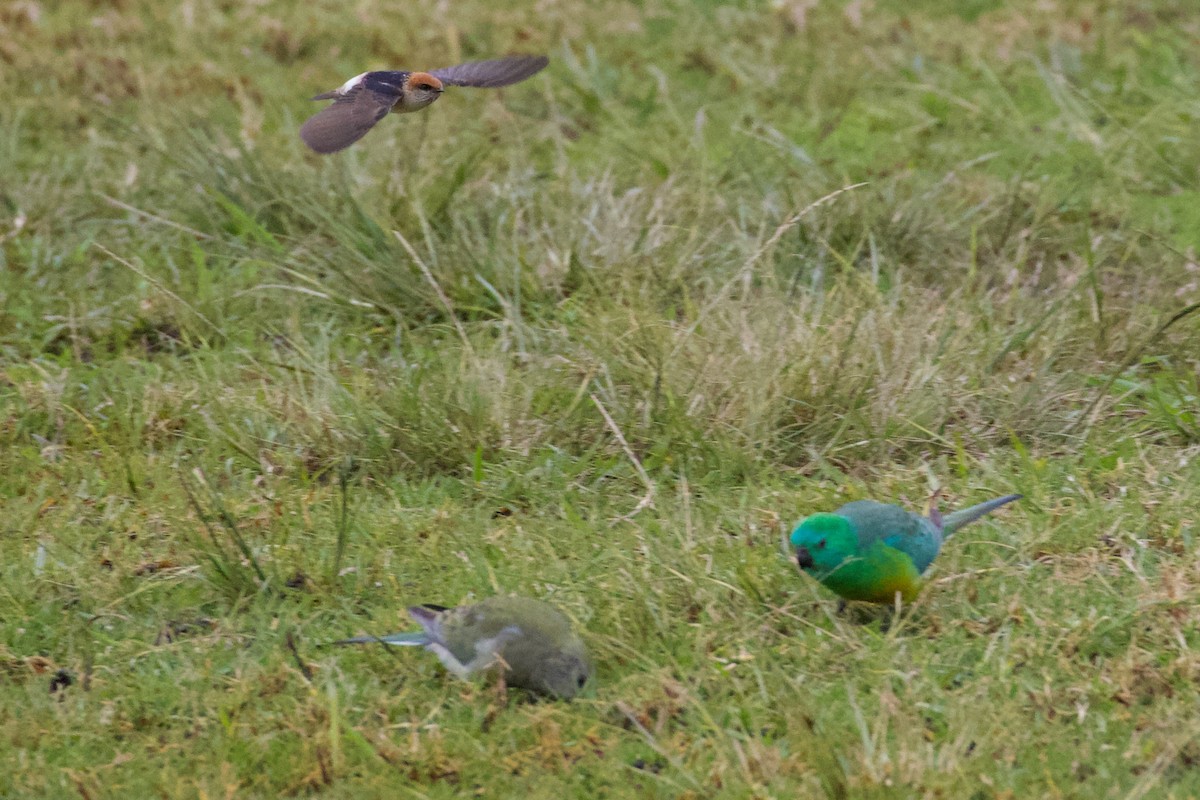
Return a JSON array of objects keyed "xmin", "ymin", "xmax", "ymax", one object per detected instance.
[{"xmin": 2, "ymin": 0, "xmax": 1200, "ymax": 796}]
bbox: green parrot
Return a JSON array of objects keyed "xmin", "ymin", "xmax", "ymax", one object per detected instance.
[
  {"xmin": 334, "ymin": 595, "xmax": 593, "ymax": 699},
  {"xmin": 787, "ymin": 493, "xmax": 1023, "ymax": 604}
]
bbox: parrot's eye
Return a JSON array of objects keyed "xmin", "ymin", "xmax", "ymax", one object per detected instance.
[{"xmin": 817, "ymin": 538, "xmax": 826, "ymax": 549}]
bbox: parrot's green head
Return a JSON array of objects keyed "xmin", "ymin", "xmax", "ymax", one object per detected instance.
[
  {"xmin": 789, "ymin": 513, "xmax": 858, "ymax": 576},
  {"xmin": 531, "ymin": 652, "xmax": 593, "ymax": 700}
]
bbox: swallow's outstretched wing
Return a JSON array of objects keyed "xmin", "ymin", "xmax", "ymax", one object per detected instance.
[
  {"xmin": 300, "ymin": 76, "xmax": 404, "ymax": 154},
  {"xmin": 430, "ymin": 55, "xmax": 548, "ymax": 88}
]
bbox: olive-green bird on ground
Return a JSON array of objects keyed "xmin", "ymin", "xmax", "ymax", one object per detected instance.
[
  {"xmin": 787, "ymin": 493, "xmax": 1023, "ymax": 604},
  {"xmin": 333, "ymin": 595, "xmax": 592, "ymax": 699}
]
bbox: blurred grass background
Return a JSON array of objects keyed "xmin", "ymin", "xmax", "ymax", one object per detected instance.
[{"xmin": 1, "ymin": 0, "xmax": 1199, "ymax": 796}]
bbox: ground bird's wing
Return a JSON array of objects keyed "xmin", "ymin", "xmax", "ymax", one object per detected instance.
[
  {"xmin": 438, "ymin": 598, "xmax": 574, "ymax": 662},
  {"xmin": 429, "ymin": 55, "xmax": 549, "ymax": 88},
  {"xmin": 836, "ymin": 500, "xmax": 942, "ymax": 573},
  {"xmin": 454, "ymin": 597, "xmax": 591, "ymax": 697},
  {"xmin": 299, "ymin": 83, "xmax": 398, "ymax": 154}
]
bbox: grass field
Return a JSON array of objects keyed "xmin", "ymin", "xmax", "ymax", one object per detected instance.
[{"xmin": 3, "ymin": 0, "xmax": 1200, "ymax": 796}]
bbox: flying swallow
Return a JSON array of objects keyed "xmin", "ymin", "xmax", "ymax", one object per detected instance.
[{"xmin": 299, "ymin": 54, "xmax": 549, "ymax": 154}]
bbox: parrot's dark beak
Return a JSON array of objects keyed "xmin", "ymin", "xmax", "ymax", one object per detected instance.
[{"xmin": 795, "ymin": 547, "xmax": 814, "ymax": 569}]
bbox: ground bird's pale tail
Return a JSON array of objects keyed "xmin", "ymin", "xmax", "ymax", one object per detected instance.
[
  {"xmin": 332, "ymin": 603, "xmax": 452, "ymax": 646},
  {"xmin": 941, "ymin": 494, "xmax": 1023, "ymax": 536},
  {"xmin": 331, "ymin": 632, "xmax": 429, "ymax": 646}
]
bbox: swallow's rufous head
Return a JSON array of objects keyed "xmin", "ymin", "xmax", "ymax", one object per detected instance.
[{"xmin": 399, "ymin": 72, "xmax": 444, "ymax": 111}]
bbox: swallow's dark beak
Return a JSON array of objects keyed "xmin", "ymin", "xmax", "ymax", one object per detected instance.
[{"xmin": 795, "ymin": 547, "xmax": 814, "ymax": 570}]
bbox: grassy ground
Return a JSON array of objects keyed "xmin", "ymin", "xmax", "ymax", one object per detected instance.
[{"xmin": 3, "ymin": 0, "xmax": 1199, "ymax": 796}]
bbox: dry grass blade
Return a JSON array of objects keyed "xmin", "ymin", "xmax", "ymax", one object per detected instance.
[
  {"xmin": 1071, "ymin": 301, "xmax": 1200, "ymax": 436},
  {"xmin": 179, "ymin": 469, "xmax": 268, "ymax": 591}
]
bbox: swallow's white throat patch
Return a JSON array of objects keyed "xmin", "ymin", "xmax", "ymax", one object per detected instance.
[{"xmin": 337, "ymin": 73, "xmax": 368, "ymax": 95}]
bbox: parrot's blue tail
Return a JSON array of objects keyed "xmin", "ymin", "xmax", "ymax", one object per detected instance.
[{"xmin": 942, "ymin": 494, "xmax": 1023, "ymax": 536}]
